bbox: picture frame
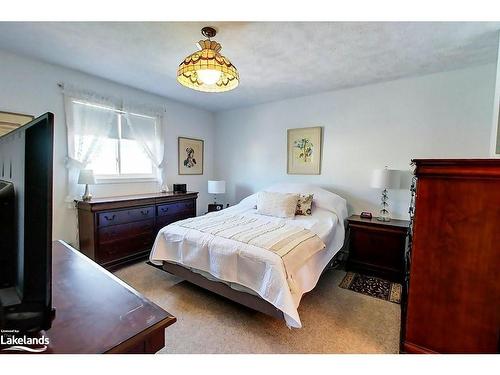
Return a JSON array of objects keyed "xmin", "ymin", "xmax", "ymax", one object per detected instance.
[
  {"xmin": 178, "ymin": 136, "xmax": 204, "ymax": 175},
  {"xmin": 0, "ymin": 111, "xmax": 34, "ymax": 137},
  {"xmin": 287, "ymin": 126, "xmax": 323, "ymax": 175}
]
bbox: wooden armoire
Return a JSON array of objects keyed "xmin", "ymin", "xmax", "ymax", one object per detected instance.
[{"xmin": 401, "ymin": 159, "xmax": 500, "ymax": 354}]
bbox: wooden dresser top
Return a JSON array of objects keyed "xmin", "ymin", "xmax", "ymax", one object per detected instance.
[
  {"xmin": 76, "ymin": 191, "xmax": 198, "ymax": 205},
  {"xmin": 347, "ymin": 214, "xmax": 410, "ymax": 230},
  {"xmin": 44, "ymin": 241, "xmax": 176, "ymax": 353},
  {"xmin": 76, "ymin": 191, "xmax": 198, "ymax": 211},
  {"xmin": 411, "ymin": 159, "xmax": 500, "ymax": 178}
]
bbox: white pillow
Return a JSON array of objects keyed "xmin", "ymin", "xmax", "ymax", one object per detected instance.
[
  {"xmin": 256, "ymin": 191, "xmax": 300, "ymax": 218},
  {"xmin": 264, "ymin": 183, "xmax": 347, "ymax": 217}
]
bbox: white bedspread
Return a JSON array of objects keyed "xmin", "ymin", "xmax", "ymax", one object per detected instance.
[{"xmin": 150, "ymin": 184, "xmax": 347, "ymax": 328}]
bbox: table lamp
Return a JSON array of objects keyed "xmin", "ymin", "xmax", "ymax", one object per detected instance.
[
  {"xmin": 208, "ymin": 180, "xmax": 225, "ymax": 203},
  {"xmin": 208, "ymin": 180, "xmax": 225, "ymax": 212},
  {"xmin": 370, "ymin": 167, "xmax": 400, "ymax": 221},
  {"xmin": 78, "ymin": 169, "xmax": 96, "ymax": 202}
]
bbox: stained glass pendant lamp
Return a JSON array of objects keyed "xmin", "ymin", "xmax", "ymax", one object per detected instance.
[{"xmin": 177, "ymin": 26, "xmax": 239, "ymax": 93}]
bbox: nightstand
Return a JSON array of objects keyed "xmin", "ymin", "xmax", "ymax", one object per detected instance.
[
  {"xmin": 346, "ymin": 215, "xmax": 409, "ymax": 283},
  {"xmin": 207, "ymin": 203, "xmax": 224, "ymax": 213}
]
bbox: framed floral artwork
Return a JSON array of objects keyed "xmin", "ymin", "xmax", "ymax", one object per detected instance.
[
  {"xmin": 287, "ymin": 126, "xmax": 322, "ymax": 175},
  {"xmin": 178, "ymin": 136, "xmax": 204, "ymax": 175}
]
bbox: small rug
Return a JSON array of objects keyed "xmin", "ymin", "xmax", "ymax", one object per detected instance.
[{"xmin": 339, "ymin": 272, "xmax": 401, "ymax": 304}]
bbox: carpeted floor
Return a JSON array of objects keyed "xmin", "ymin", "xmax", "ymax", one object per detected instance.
[{"xmin": 113, "ymin": 262, "xmax": 401, "ymax": 354}]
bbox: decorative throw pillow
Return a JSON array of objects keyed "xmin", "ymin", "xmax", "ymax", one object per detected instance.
[
  {"xmin": 256, "ymin": 191, "xmax": 300, "ymax": 218},
  {"xmin": 296, "ymin": 194, "xmax": 314, "ymax": 216}
]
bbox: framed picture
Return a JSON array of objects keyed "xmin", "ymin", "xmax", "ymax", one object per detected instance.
[
  {"xmin": 178, "ymin": 137, "xmax": 204, "ymax": 175},
  {"xmin": 287, "ymin": 126, "xmax": 323, "ymax": 175},
  {"xmin": 0, "ymin": 111, "xmax": 34, "ymax": 137}
]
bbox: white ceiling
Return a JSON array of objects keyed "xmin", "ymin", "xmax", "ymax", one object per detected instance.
[{"xmin": 0, "ymin": 22, "xmax": 499, "ymax": 112}]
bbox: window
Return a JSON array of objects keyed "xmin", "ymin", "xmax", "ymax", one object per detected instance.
[{"xmin": 72, "ymin": 100, "xmax": 159, "ymax": 182}]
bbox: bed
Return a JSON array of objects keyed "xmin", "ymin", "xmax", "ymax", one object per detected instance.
[{"xmin": 150, "ymin": 183, "xmax": 348, "ymax": 328}]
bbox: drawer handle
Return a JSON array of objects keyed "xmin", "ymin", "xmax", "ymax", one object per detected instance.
[
  {"xmin": 104, "ymin": 214, "xmax": 116, "ymax": 221},
  {"xmin": 161, "ymin": 207, "xmax": 169, "ymax": 212},
  {"xmin": 185, "ymin": 203, "xmax": 192, "ymax": 208},
  {"xmin": 140, "ymin": 210, "xmax": 149, "ymax": 216}
]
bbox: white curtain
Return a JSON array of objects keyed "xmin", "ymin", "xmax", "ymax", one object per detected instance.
[
  {"xmin": 123, "ymin": 111, "xmax": 167, "ymax": 192},
  {"xmin": 63, "ymin": 89, "xmax": 118, "ymax": 203}
]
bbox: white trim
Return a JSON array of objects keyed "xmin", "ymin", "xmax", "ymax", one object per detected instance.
[
  {"xmin": 71, "ymin": 99, "xmax": 157, "ymax": 120},
  {"xmin": 95, "ymin": 175, "xmax": 159, "ymax": 184}
]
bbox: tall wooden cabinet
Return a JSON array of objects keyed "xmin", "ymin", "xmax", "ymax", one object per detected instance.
[{"xmin": 401, "ymin": 159, "xmax": 500, "ymax": 354}]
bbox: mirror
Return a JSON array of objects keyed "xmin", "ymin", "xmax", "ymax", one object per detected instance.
[{"xmin": 0, "ymin": 111, "xmax": 34, "ymax": 138}]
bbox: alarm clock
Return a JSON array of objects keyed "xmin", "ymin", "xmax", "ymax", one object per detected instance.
[
  {"xmin": 360, "ymin": 211, "xmax": 372, "ymax": 219},
  {"xmin": 173, "ymin": 184, "xmax": 187, "ymax": 194},
  {"xmin": 208, "ymin": 204, "xmax": 223, "ymax": 212}
]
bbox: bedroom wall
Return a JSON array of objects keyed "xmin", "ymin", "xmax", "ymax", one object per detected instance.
[
  {"xmin": 0, "ymin": 49, "xmax": 216, "ymax": 246},
  {"xmin": 490, "ymin": 32, "xmax": 500, "ymax": 156},
  {"xmin": 214, "ymin": 64, "xmax": 497, "ymax": 219}
]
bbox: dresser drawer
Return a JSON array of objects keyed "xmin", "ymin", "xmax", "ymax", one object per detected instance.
[
  {"xmin": 156, "ymin": 213, "xmax": 192, "ymax": 230},
  {"xmin": 97, "ymin": 205, "xmax": 154, "ymax": 227},
  {"xmin": 157, "ymin": 200, "xmax": 195, "ymax": 217},
  {"xmin": 97, "ymin": 234, "xmax": 153, "ymax": 264},
  {"xmin": 98, "ymin": 219, "xmax": 154, "ymax": 243}
]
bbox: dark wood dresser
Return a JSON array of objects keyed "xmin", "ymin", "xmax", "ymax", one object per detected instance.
[
  {"xmin": 52, "ymin": 241, "xmax": 175, "ymax": 353},
  {"xmin": 401, "ymin": 159, "xmax": 500, "ymax": 354},
  {"xmin": 347, "ymin": 215, "xmax": 409, "ymax": 283},
  {"xmin": 1, "ymin": 241, "xmax": 176, "ymax": 354},
  {"xmin": 76, "ymin": 191, "xmax": 198, "ymax": 269}
]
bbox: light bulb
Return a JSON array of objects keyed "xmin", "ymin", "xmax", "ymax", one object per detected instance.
[{"xmin": 197, "ymin": 69, "xmax": 221, "ymax": 85}]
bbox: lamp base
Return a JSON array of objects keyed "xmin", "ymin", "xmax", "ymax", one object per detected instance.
[
  {"xmin": 82, "ymin": 184, "xmax": 92, "ymax": 202},
  {"xmin": 377, "ymin": 188, "xmax": 391, "ymax": 222}
]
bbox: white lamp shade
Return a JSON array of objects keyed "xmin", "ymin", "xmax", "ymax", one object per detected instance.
[
  {"xmin": 371, "ymin": 169, "xmax": 400, "ymax": 189},
  {"xmin": 208, "ymin": 180, "xmax": 226, "ymax": 194},
  {"xmin": 78, "ymin": 169, "xmax": 96, "ymax": 185}
]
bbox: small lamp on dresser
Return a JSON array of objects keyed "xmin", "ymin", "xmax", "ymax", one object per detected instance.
[
  {"xmin": 78, "ymin": 169, "xmax": 96, "ymax": 202},
  {"xmin": 370, "ymin": 167, "xmax": 400, "ymax": 221},
  {"xmin": 207, "ymin": 180, "xmax": 225, "ymax": 212}
]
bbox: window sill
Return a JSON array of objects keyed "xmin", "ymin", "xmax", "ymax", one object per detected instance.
[{"xmin": 95, "ymin": 176, "xmax": 159, "ymax": 185}]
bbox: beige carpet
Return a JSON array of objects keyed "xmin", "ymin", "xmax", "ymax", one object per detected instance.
[{"xmin": 114, "ymin": 262, "xmax": 401, "ymax": 353}]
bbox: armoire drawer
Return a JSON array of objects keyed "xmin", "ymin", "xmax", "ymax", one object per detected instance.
[{"xmin": 97, "ymin": 205, "xmax": 154, "ymax": 227}]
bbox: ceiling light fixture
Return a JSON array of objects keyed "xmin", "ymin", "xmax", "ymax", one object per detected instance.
[{"xmin": 177, "ymin": 26, "xmax": 239, "ymax": 93}]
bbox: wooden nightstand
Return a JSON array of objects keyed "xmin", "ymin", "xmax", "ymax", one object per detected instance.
[{"xmin": 347, "ymin": 215, "xmax": 409, "ymax": 283}]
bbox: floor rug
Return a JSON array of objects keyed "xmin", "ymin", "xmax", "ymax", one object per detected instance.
[{"xmin": 339, "ymin": 272, "xmax": 401, "ymax": 304}]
